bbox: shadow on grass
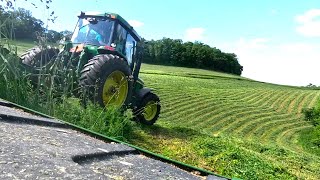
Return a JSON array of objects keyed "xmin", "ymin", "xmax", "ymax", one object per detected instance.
[{"xmin": 134, "ymin": 123, "xmax": 202, "ymax": 140}]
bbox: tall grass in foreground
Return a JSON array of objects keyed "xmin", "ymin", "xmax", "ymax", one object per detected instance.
[
  {"xmin": 0, "ymin": 45, "xmax": 134, "ymax": 139},
  {"xmin": 0, "ymin": 2, "xmax": 134, "ymax": 140},
  {"xmin": 0, "ymin": 42, "xmax": 40, "ymax": 109},
  {"xmin": 55, "ymin": 99, "xmax": 133, "ymax": 140},
  {"xmin": 0, "ymin": 12, "xmax": 134, "ymax": 139},
  {"xmin": 1, "ymin": 44, "xmax": 132, "ymax": 137}
]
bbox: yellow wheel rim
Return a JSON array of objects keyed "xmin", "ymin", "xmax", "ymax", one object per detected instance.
[
  {"xmin": 102, "ymin": 71, "xmax": 128, "ymax": 107},
  {"xmin": 143, "ymin": 101, "xmax": 158, "ymax": 121}
]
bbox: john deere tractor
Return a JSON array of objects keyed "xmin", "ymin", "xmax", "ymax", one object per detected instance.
[{"xmin": 20, "ymin": 11, "xmax": 161, "ymax": 125}]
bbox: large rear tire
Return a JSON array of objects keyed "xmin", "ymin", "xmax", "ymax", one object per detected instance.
[
  {"xmin": 20, "ymin": 46, "xmax": 59, "ymax": 69},
  {"xmin": 20, "ymin": 46, "xmax": 59, "ymax": 86},
  {"xmin": 79, "ymin": 54, "xmax": 133, "ymax": 108}
]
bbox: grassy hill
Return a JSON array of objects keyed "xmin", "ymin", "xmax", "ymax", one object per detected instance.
[
  {"xmin": 14, "ymin": 41, "xmax": 320, "ymax": 179},
  {"xmin": 140, "ymin": 64, "xmax": 319, "ymax": 145},
  {"xmin": 129, "ymin": 64, "xmax": 320, "ymax": 179}
]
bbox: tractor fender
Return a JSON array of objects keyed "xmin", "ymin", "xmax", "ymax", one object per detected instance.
[
  {"xmin": 97, "ymin": 48, "xmax": 126, "ymax": 59},
  {"xmin": 135, "ymin": 87, "xmax": 152, "ymax": 100}
]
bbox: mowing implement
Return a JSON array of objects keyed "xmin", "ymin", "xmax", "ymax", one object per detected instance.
[{"xmin": 20, "ymin": 11, "xmax": 160, "ymax": 125}]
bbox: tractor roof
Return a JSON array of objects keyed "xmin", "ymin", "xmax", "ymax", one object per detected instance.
[{"xmin": 78, "ymin": 11, "xmax": 141, "ymax": 41}]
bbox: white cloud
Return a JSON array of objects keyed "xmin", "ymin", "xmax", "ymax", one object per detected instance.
[
  {"xmin": 295, "ymin": 9, "xmax": 320, "ymax": 37},
  {"xmin": 184, "ymin": 28, "xmax": 205, "ymax": 42},
  {"xmin": 128, "ymin": 20, "xmax": 144, "ymax": 28},
  {"xmin": 278, "ymin": 43, "xmax": 316, "ymax": 53},
  {"xmin": 219, "ymin": 38, "xmax": 320, "ymax": 86},
  {"xmin": 296, "ymin": 9, "xmax": 320, "ymax": 23},
  {"xmin": 235, "ymin": 38, "xmax": 269, "ymax": 50}
]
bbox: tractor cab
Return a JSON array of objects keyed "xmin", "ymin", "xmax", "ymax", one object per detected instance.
[{"xmin": 70, "ymin": 12, "xmax": 141, "ymax": 67}]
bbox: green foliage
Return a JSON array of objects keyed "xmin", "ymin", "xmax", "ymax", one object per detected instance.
[
  {"xmin": 0, "ymin": 7, "xmax": 68, "ymax": 42},
  {"xmin": 302, "ymin": 100, "xmax": 320, "ymax": 148},
  {"xmin": 311, "ymin": 126, "xmax": 320, "ymax": 146},
  {"xmin": 305, "ymin": 83, "xmax": 320, "ymax": 89},
  {"xmin": 0, "ymin": 50, "xmax": 135, "ymax": 140},
  {"xmin": 46, "ymin": 30, "xmax": 63, "ymax": 43},
  {"xmin": 0, "ymin": 0, "xmax": 134, "ymax": 141},
  {"xmin": 0, "ymin": 7, "xmax": 44, "ymax": 40},
  {"xmin": 303, "ymin": 101, "xmax": 320, "ymax": 126},
  {"xmin": 54, "ymin": 100, "xmax": 134, "ymax": 140},
  {"xmin": 0, "ymin": 47, "xmax": 44, "ymax": 111},
  {"xmin": 299, "ymin": 128, "xmax": 320, "ymax": 155},
  {"xmin": 141, "ymin": 38, "xmax": 243, "ymax": 75},
  {"xmin": 192, "ymin": 137, "xmax": 294, "ymax": 180},
  {"xmin": 130, "ymin": 124, "xmax": 317, "ymax": 180},
  {"xmin": 0, "ymin": 38, "xmax": 134, "ymax": 141}
]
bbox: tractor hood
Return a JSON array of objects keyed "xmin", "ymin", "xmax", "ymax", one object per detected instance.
[
  {"xmin": 64, "ymin": 42, "xmax": 125, "ymax": 60},
  {"xmin": 67, "ymin": 43, "xmax": 98, "ymax": 55}
]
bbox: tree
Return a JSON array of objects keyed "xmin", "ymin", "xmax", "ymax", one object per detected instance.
[
  {"xmin": 46, "ymin": 30, "xmax": 63, "ymax": 42},
  {"xmin": 141, "ymin": 37, "xmax": 243, "ymax": 75},
  {"xmin": 60, "ymin": 30, "xmax": 72, "ymax": 39},
  {"xmin": 0, "ymin": 7, "xmax": 45, "ymax": 40},
  {"xmin": 12, "ymin": 8, "xmax": 45, "ymax": 39}
]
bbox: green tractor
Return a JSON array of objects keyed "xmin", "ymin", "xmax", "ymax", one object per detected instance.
[{"xmin": 20, "ymin": 11, "xmax": 161, "ymax": 125}]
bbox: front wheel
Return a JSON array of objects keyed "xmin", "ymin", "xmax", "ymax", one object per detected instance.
[{"xmin": 135, "ymin": 92, "xmax": 161, "ymax": 125}]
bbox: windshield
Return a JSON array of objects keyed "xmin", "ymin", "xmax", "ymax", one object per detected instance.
[{"xmin": 71, "ymin": 17, "xmax": 114, "ymax": 46}]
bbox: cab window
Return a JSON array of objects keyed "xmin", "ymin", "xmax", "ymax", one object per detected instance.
[
  {"xmin": 113, "ymin": 23, "xmax": 127, "ymax": 54},
  {"xmin": 71, "ymin": 18, "xmax": 114, "ymax": 46},
  {"xmin": 125, "ymin": 34, "xmax": 136, "ymax": 66}
]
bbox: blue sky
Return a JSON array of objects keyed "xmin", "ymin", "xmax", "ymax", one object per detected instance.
[{"xmin": 12, "ymin": 0, "xmax": 320, "ymax": 86}]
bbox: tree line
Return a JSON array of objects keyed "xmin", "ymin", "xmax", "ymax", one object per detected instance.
[
  {"xmin": 141, "ymin": 38, "xmax": 243, "ymax": 75},
  {"xmin": 0, "ymin": 7, "xmax": 71, "ymax": 42}
]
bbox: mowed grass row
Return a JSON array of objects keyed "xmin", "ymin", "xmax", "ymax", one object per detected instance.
[
  {"xmin": 137, "ymin": 64, "xmax": 320, "ymax": 179},
  {"xmin": 140, "ymin": 64, "xmax": 320, "ymax": 152}
]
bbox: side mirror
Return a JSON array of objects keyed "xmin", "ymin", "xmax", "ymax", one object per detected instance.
[{"xmin": 78, "ymin": 11, "xmax": 85, "ymax": 18}]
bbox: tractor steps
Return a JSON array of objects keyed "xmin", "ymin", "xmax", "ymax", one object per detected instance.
[{"xmin": 0, "ymin": 99, "xmax": 229, "ymax": 180}]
